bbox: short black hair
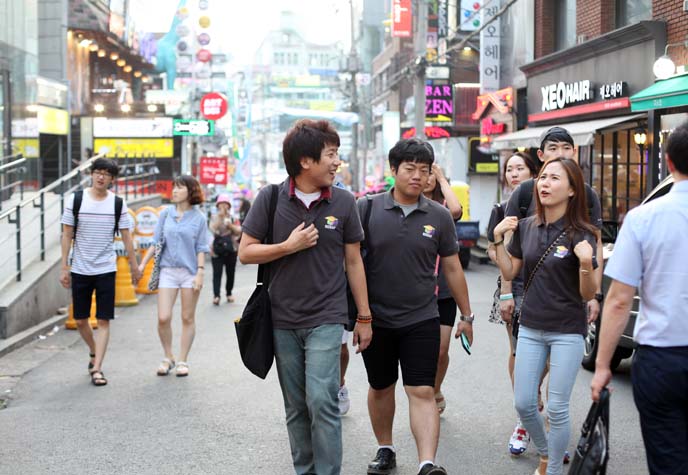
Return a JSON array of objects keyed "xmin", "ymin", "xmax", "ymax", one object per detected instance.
[
  {"xmin": 388, "ymin": 138, "xmax": 435, "ymax": 170},
  {"xmin": 90, "ymin": 158, "xmax": 119, "ymax": 177},
  {"xmin": 282, "ymin": 119, "xmax": 340, "ymax": 178},
  {"xmin": 666, "ymin": 122, "xmax": 688, "ymax": 175},
  {"xmin": 539, "ymin": 126, "xmax": 574, "ymax": 151}
]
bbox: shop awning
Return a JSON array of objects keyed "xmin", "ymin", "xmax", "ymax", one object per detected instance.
[
  {"xmin": 630, "ymin": 74, "xmax": 688, "ymax": 111},
  {"xmin": 492, "ymin": 114, "xmax": 645, "ymax": 150}
]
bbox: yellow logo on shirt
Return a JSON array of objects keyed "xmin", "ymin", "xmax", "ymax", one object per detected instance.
[
  {"xmin": 554, "ymin": 245, "xmax": 569, "ymax": 258},
  {"xmin": 422, "ymin": 225, "xmax": 436, "ymax": 238},
  {"xmin": 325, "ymin": 216, "xmax": 339, "ymax": 230}
]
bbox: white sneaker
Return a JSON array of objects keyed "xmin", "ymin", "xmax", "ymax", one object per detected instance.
[
  {"xmin": 508, "ymin": 421, "xmax": 530, "ymax": 456},
  {"xmin": 338, "ymin": 385, "xmax": 350, "ymax": 415}
]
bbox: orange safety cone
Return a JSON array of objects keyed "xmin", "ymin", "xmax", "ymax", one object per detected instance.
[
  {"xmin": 65, "ymin": 292, "xmax": 98, "ymax": 330},
  {"xmin": 115, "ymin": 254, "xmax": 139, "ymax": 306},
  {"xmin": 136, "ymin": 247, "xmax": 157, "ymax": 294}
]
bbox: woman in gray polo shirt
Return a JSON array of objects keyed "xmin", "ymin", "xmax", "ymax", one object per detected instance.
[{"xmin": 492, "ymin": 158, "xmax": 598, "ymax": 475}]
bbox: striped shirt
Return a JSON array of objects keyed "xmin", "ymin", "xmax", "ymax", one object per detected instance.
[{"xmin": 61, "ymin": 189, "xmax": 133, "ymax": 275}]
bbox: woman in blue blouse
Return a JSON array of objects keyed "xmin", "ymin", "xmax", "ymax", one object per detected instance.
[{"xmin": 140, "ymin": 175, "xmax": 210, "ymax": 377}]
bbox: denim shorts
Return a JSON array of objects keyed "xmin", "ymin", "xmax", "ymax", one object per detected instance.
[{"xmin": 159, "ymin": 267, "xmax": 195, "ymax": 289}]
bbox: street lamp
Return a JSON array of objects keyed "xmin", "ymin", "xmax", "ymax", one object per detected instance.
[
  {"xmin": 633, "ymin": 129, "xmax": 647, "ymax": 147},
  {"xmin": 653, "ymin": 38, "xmax": 688, "ymax": 79}
]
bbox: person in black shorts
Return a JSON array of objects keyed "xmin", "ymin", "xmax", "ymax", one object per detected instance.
[
  {"xmin": 422, "ymin": 163, "xmax": 462, "ymax": 415},
  {"xmin": 361, "ymin": 139, "xmax": 473, "ymax": 475}
]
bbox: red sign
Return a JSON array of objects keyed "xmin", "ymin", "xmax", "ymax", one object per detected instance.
[
  {"xmin": 196, "ymin": 49, "xmax": 212, "ymax": 63},
  {"xmin": 199, "ymin": 156, "xmax": 228, "ymax": 185},
  {"xmin": 200, "ymin": 92, "xmax": 228, "ymax": 120},
  {"xmin": 392, "ymin": 0, "xmax": 412, "ymax": 38},
  {"xmin": 401, "ymin": 126, "xmax": 451, "ymax": 139},
  {"xmin": 480, "ymin": 118, "xmax": 505, "ymax": 136},
  {"xmin": 528, "ymin": 98, "xmax": 630, "ymax": 123},
  {"xmin": 155, "ymin": 180, "xmax": 173, "ymax": 200}
]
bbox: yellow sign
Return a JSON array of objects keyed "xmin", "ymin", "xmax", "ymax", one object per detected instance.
[
  {"xmin": 450, "ymin": 184, "xmax": 471, "ymax": 221},
  {"xmin": 199, "ymin": 16, "xmax": 211, "ymax": 28},
  {"xmin": 476, "ymin": 163, "xmax": 499, "ymax": 173},
  {"xmin": 94, "ymin": 138, "xmax": 174, "ymax": 158},
  {"xmin": 13, "ymin": 138, "xmax": 39, "ymax": 158},
  {"xmin": 37, "ymin": 106, "xmax": 69, "ymax": 135}
]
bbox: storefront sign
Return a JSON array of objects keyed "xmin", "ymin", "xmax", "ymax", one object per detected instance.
[
  {"xmin": 93, "ymin": 118, "xmax": 174, "ymax": 138},
  {"xmin": 198, "ymin": 33, "xmax": 210, "ymax": 46},
  {"xmin": 599, "ymin": 81, "xmax": 628, "ymax": 100},
  {"xmin": 480, "ymin": 4, "xmax": 501, "ymax": 92},
  {"xmin": 401, "ymin": 126, "xmax": 452, "ymax": 139},
  {"xmin": 426, "ymin": 66, "xmax": 450, "ymax": 79},
  {"xmin": 200, "ymin": 92, "xmax": 228, "ymax": 120},
  {"xmin": 480, "ymin": 117, "xmax": 505, "ymax": 136},
  {"xmin": 468, "ymin": 137, "xmax": 499, "ymax": 173},
  {"xmin": 172, "ymin": 119, "xmax": 214, "ymax": 136},
  {"xmin": 199, "ymin": 156, "xmax": 228, "ymax": 185},
  {"xmin": 37, "ymin": 106, "xmax": 69, "ymax": 135},
  {"xmin": 425, "ymin": 83, "xmax": 453, "ymax": 122},
  {"xmin": 94, "ymin": 138, "xmax": 174, "ymax": 158},
  {"xmin": 392, "ymin": 0, "xmax": 412, "ymax": 38},
  {"xmin": 541, "ymin": 80, "xmax": 593, "ymax": 112},
  {"xmin": 530, "ymin": 97, "xmax": 630, "ymax": 123}
]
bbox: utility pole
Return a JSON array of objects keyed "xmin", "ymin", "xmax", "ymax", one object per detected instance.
[
  {"xmin": 414, "ymin": 0, "xmax": 428, "ymax": 139},
  {"xmin": 348, "ymin": 0, "xmax": 360, "ymax": 192}
]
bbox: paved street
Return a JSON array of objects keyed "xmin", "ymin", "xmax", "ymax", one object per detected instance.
[{"xmin": 0, "ymin": 262, "xmax": 647, "ymax": 475}]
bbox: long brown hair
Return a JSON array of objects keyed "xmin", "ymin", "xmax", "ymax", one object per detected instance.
[{"xmin": 534, "ymin": 157, "xmax": 597, "ymax": 237}]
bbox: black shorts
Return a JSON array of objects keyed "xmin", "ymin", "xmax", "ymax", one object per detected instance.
[
  {"xmin": 362, "ymin": 318, "xmax": 440, "ymax": 389},
  {"xmin": 437, "ymin": 298, "xmax": 457, "ymax": 327},
  {"xmin": 71, "ymin": 272, "xmax": 116, "ymax": 320}
]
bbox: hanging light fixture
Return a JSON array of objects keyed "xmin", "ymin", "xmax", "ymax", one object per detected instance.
[
  {"xmin": 147, "ymin": 104, "xmax": 158, "ymax": 112},
  {"xmin": 88, "ymin": 43, "xmax": 99, "ymax": 52},
  {"xmin": 117, "ymin": 59, "xmax": 126, "ymax": 67},
  {"xmin": 123, "ymin": 65, "xmax": 133, "ymax": 73},
  {"xmin": 94, "ymin": 103, "xmax": 105, "ymax": 113},
  {"xmin": 120, "ymin": 104, "xmax": 131, "ymax": 113},
  {"xmin": 97, "ymin": 49, "xmax": 106, "ymax": 58},
  {"xmin": 110, "ymin": 52, "xmax": 119, "ymax": 61},
  {"xmin": 133, "ymin": 71, "xmax": 142, "ymax": 78}
]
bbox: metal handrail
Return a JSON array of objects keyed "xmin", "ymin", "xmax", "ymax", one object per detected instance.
[
  {"xmin": 0, "ymin": 157, "xmax": 27, "ymax": 172},
  {"xmin": 0, "ymin": 153, "xmax": 159, "ymax": 283}
]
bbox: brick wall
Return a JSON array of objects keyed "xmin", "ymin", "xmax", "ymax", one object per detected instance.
[
  {"xmin": 534, "ymin": 0, "xmax": 555, "ymax": 58},
  {"xmin": 654, "ymin": 0, "xmax": 688, "ymax": 67},
  {"xmin": 576, "ymin": 0, "xmax": 615, "ymax": 41}
]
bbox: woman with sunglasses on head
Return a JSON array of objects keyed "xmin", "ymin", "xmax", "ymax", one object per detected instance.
[
  {"xmin": 422, "ymin": 163, "xmax": 462, "ymax": 415},
  {"xmin": 493, "ymin": 157, "xmax": 598, "ymax": 475},
  {"xmin": 139, "ymin": 175, "xmax": 210, "ymax": 377},
  {"xmin": 486, "ymin": 152, "xmax": 538, "ymax": 455}
]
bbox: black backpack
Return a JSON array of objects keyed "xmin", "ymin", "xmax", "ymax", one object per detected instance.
[
  {"xmin": 72, "ymin": 190, "xmax": 123, "ymax": 240},
  {"xmin": 213, "ymin": 234, "xmax": 235, "ymax": 256},
  {"xmin": 517, "ymin": 178, "xmax": 595, "ymax": 219}
]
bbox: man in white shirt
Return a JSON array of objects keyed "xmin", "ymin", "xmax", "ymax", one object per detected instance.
[
  {"xmin": 591, "ymin": 124, "xmax": 688, "ymax": 475},
  {"xmin": 60, "ymin": 158, "xmax": 141, "ymax": 387}
]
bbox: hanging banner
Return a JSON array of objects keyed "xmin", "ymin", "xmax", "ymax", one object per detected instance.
[
  {"xmin": 480, "ymin": 3, "xmax": 501, "ymax": 93},
  {"xmin": 199, "ymin": 156, "xmax": 228, "ymax": 185},
  {"xmin": 392, "ymin": 0, "xmax": 412, "ymax": 38}
]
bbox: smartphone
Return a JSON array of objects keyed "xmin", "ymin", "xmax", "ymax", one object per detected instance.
[{"xmin": 460, "ymin": 333, "xmax": 471, "ymax": 355}]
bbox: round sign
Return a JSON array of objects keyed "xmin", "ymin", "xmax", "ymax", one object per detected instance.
[
  {"xmin": 198, "ymin": 33, "xmax": 211, "ymax": 46},
  {"xmin": 176, "ymin": 24, "xmax": 190, "ymax": 37},
  {"xmin": 177, "ymin": 7, "xmax": 189, "ymax": 19},
  {"xmin": 200, "ymin": 92, "xmax": 228, "ymax": 121},
  {"xmin": 198, "ymin": 0, "xmax": 209, "ymax": 9},
  {"xmin": 196, "ymin": 49, "xmax": 212, "ymax": 63},
  {"xmin": 177, "ymin": 40, "xmax": 188, "ymax": 52},
  {"xmin": 199, "ymin": 16, "xmax": 211, "ymax": 28},
  {"xmin": 134, "ymin": 206, "xmax": 159, "ymax": 238}
]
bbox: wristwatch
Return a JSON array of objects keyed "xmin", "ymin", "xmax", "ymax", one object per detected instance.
[
  {"xmin": 594, "ymin": 293, "xmax": 604, "ymax": 303},
  {"xmin": 459, "ymin": 313, "xmax": 475, "ymax": 323}
]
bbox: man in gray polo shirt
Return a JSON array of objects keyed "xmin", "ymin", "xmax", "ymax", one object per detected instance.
[
  {"xmin": 239, "ymin": 119, "xmax": 372, "ymax": 475},
  {"xmin": 361, "ymin": 138, "xmax": 473, "ymax": 475}
]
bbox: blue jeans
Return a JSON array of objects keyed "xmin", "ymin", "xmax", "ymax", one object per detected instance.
[
  {"xmin": 513, "ymin": 326, "xmax": 584, "ymax": 475},
  {"xmin": 273, "ymin": 324, "xmax": 343, "ymax": 475}
]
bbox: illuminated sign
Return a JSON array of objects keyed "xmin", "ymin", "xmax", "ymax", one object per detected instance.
[
  {"xmin": 425, "ymin": 83, "xmax": 453, "ymax": 122},
  {"xmin": 199, "ymin": 156, "xmax": 228, "ymax": 185},
  {"xmin": 93, "ymin": 118, "xmax": 174, "ymax": 138},
  {"xmin": 37, "ymin": 106, "xmax": 69, "ymax": 135},
  {"xmin": 200, "ymin": 92, "xmax": 228, "ymax": 121},
  {"xmin": 541, "ymin": 80, "xmax": 593, "ymax": 112},
  {"xmin": 401, "ymin": 126, "xmax": 452, "ymax": 139},
  {"xmin": 94, "ymin": 138, "xmax": 174, "ymax": 158},
  {"xmin": 173, "ymin": 119, "xmax": 214, "ymax": 136},
  {"xmin": 392, "ymin": 0, "xmax": 412, "ymax": 38},
  {"xmin": 480, "ymin": 118, "xmax": 505, "ymax": 136}
]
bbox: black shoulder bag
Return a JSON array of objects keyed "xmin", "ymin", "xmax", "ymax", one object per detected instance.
[
  {"xmin": 511, "ymin": 230, "xmax": 566, "ymax": 339},
  {"xmin": 346, "ymin": 194, "xmax": 373, "ymax": 331},
  {"xmin": 568, "ymin": 387, "xmax": 611, "ymax": 475},
  {"xmin": 234, "ymin": 184, "xmax": 279, "ymax": 379}
]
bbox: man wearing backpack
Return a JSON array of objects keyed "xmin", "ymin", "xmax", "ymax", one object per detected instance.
[
  {"xmin": 239, "ymin": 119, "xmax": 371, "ymax": 475},
  {"xmin": 59, "ymin": 158, "xmax": 141, "ymax": 387}
]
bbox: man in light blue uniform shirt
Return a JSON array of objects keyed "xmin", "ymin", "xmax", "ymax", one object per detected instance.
[{"xmin": 591, "ymin": 123, "xmax": 688, "ymax": 475}]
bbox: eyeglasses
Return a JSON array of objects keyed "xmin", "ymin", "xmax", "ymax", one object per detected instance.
[{"xmin": 92, "ymin": 170, "xmax": 113, "ymax": 178}]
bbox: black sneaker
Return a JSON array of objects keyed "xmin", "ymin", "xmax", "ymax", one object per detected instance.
[
  {"xmin": 367, "ymin": 448, "xmax": 397, "ymax": 474},
  {"xmin": 418, "ymin": 463, "xmax": 447, "ymax": 475}
]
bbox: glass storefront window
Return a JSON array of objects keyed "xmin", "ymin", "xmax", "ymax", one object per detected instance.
[
  {"xmin": 555, "ymin": 0, "xmax": 576, "ymax": 51},
  {"xmin": 591, "ymin": 128, "xmax": 649, "ymax": 226},
  {"xmin": 615, "ymin": 0, "xmax": 652, "ymax": 28}
]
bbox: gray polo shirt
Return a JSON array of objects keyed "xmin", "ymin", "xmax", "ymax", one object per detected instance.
[
  {"xmin": 241, "ymin": 178, "xmax": 364, "ymax": 330},
  {"xmin": 505, "ymin": 179, "xmax": 603, "ymax": 229},
  {"xmin": 360, "ymin": 190, "xmax": 459, "ymax": 328},
  {"xmin": 508, "ymin": 216, "xmax": 598, "ymax": 335}
]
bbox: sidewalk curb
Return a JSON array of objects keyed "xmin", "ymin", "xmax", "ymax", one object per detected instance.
[{"xmin": 0, "ymin": 313, "xmax": 68, "ymax": 358}]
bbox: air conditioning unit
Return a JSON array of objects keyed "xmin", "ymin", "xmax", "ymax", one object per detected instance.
[{"xmin": 576, "ymin": 34, "xmax": 588, "ymax": 44}]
